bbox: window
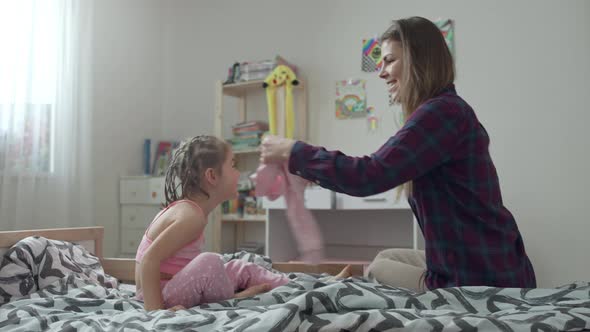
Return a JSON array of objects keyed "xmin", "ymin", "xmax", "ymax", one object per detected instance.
[
  {"xmin": 0, "ymin": 104, "xmax": 52, "ymax": 173},
  {"xmin": 0, "ymin": 1, "xmax": 58, "ymax": 174}
]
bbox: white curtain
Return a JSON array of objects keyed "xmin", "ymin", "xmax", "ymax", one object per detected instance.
[{"xmin": 0, "ymin": 1, "xmax": 94, "ymax": 230}]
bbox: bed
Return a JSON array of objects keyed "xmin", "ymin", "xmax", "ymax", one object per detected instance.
[{"xmin": 1, "ymin": 227, "xmax": 589, "ymax": 331}]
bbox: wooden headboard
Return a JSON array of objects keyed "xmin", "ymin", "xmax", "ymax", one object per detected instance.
[
  {"xmin": 0, "ymin": 227, "xmax": 364, "ymax": 284},
  {"xmin": 0, "ymin": 226, "xmax": 104, "ymax": 258},
  {"xmin": 0, "ymin": 226, "xmax": 136, "ymax": 283}
]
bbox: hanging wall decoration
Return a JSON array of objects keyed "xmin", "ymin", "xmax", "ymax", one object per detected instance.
[
  {"xmin": 366, "ymin": 106, "xmax": 379, "ymax": 133},
  {"xmin": 335, "ymin": 79, "xmax": 367, "ymax": 119},
  {"xmin": 361, "ymin": 38, "xmax": 382, "ymax": 72},
  {"xmin": 434, "ymin": 19, "xmax": 455, "ymax": 57}
]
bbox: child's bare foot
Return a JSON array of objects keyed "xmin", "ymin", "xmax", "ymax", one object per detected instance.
[{"xmin": 328, "ymin": 264, "xmax": 352, "ymax": 281}]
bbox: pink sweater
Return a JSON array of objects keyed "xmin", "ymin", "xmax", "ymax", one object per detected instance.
[{"xmin": 252, "ymin": 163, "xmax": 324, "ymax": 264}]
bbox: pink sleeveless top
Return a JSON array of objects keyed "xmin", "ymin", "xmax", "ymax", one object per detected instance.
[{"xmin": 135, "ymin": 200, "xmax": 206, "ymax": 275}]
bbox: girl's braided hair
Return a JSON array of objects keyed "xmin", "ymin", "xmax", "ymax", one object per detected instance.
[{"xmin": 164, "ymin": 135, "xmax": 229, "ymax": 207}]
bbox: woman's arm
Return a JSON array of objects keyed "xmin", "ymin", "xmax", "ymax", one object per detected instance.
[
  {"xmin": 288, "ymin": 100, "xmax": 468, "ymax": 197},
  {"xmin": 140, "ymin": 206, "xmax": 206, "ymax": 311}
]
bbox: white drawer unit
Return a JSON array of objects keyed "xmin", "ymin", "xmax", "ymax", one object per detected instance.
[
  {"xmin": 335, "ymin": 189, "xmax": 410, "ymax": 210},
  {"xmin": 120, "ymin": 178, "xmax": 150, "ymax": 204},
  {"xmin": 148, "ymin": 177, "xmax": 166, "ymax": 205},
  {"xmin": 120, "ymin": 228, "xmax": 145, "ymax": 255},
  {"xmin": 262, "ymin": 186, "xmax": 332, "ymax": 210},
  {"xmin": 121, "ymin": 205, "xmax": 160, "ymax": 229},
  {"xmin": 119, "ymin": 176, "xmax": 165, "ymax": 257},
  {"xmin": 265, "ymin": 186, "xmax": 418, "ymax": 263},
  {"xmin": 305, "ymin": 187, "xmax": 333, "ymax": 209}
]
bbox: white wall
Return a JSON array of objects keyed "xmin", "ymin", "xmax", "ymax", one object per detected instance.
[
  {"xmin": 88, "ymin": 0, "xmax": 589, "ymax": 286},
  {"xmin": 93, "ymin": 0, "xmax": 164, "ymax": 256},
  {"xmin": 156, "ymin": 0, "xmax": 590, "ymax": 287}
]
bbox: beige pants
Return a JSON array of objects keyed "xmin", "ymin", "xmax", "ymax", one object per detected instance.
[{"xmin": 365, "ymin": 248, "xmax": 427, "ymax": 291}]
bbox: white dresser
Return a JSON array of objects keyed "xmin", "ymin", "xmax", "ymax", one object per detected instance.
[
  {"xmin": 264, "ymin": 186, "xmax": 423, "ymax": 265},
  {"xmin": 119, "ymin": 176, "xmax": 166, "ymax": 257}
]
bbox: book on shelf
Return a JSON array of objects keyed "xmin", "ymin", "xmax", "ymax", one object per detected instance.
[
  {"xmin": 232, "ymin": 121, "xmax": 268, "ymax": 135},
  {"xmin": 143, "ymin": 139, "xmax": 151, "ymax": 175},
  {"xmin": 221, "ymin": 183, "xmax": 265, "ymax": 218},
  {"xmin": 228, "ymin": 121, "xmax": 267, "ymax": 152},
  {"xmin": 233, "ymin": 131, "xmax": 265, "ymax": 138},
  {"xmin": 151, "ymin": 141, "xmax": 179, "ymax": 176}
]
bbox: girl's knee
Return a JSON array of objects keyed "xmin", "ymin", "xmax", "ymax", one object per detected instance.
[{"xmin": 190, "ymin": 252, "xmax": 223, "ymax": 268}]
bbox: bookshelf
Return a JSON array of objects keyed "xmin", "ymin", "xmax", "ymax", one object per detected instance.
[{"xmin": 212, "ymin": 79, "xmax": 307, "ymax": 254}]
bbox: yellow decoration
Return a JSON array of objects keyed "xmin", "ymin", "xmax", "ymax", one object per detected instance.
[{"xmin": 262, "ymin": 65, "xmax": 298, "ymax": 138}]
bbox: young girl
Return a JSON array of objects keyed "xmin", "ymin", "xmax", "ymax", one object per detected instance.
[
  {"xmin": 135, "ymin": 135, "xmax": 291, "ymax": 311},
  {"xmin": 261, "ymin": 17, "xmax": 536, "ymax": 291}
]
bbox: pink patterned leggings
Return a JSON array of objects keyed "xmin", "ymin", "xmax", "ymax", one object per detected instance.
[{"xmin": 136, "ymin": 253, "xmax": 290, "ymax": 308}]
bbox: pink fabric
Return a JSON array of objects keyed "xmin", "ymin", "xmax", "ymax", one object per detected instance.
[
  {"xmin": 252, "ymin": 163, "xmax": 324, "ymax": 264},
  {"xmin": 135, "ymin": 200, "xmax": 205, "ymax": 275},
  {"xmin": 135, "ymin": 253, "xmax": 290, "ymax": 308}
]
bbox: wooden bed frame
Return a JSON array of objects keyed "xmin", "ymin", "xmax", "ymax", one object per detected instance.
[{"xmin": 0, "ymin": 226, "xmax": 364, "ymax": 284}]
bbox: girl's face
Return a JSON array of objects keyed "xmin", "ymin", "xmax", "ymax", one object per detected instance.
[
  {"xmin": 379, "ymin": 39, "xmax": 403, "ymax": 98},
  {"xmin": 218, "ymin": 149, "xmax": 240, "ymax": 200}
]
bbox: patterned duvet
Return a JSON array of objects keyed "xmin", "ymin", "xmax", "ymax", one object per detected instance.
[{"xmin": 1, "ymin": 237, "xmax": 589, "ymax": 331}]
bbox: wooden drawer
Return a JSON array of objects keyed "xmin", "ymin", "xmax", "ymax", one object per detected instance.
[
  {"xmin": 121, "ymin": 205, "xmax": 160, "ymax": 229},
  {"xmin": 262, "ymin": 186, "xmax": 332, "ymax": 210},
  {"xmin": 120, "ymin": 228, "xmax": 144, "ymax": 254},
  {"xmin": 120, "ymin": 179, "xmax": 150, "ymax": 204},
  {"xmin": 335, "ymin": 189, "xmax": 410, "ymax": 210}
]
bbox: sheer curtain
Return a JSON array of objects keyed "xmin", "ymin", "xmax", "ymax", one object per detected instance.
[{"xmin": 0, "ymin": 1, "xmax": 94, "ymax": 230}]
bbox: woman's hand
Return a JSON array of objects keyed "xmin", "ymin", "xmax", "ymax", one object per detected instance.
[
  {"xmin": 259, "ymin": 135, "xmax": 296, "ymax": 164},
  {"xmin": 234, "ymin": 283, "xmax": 271, "ymax": 299}
]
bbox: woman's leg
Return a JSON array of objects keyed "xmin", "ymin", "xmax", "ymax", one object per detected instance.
[
  {"xmin": 365, "ymin": 248, "xmax": 426, "ymax": 291},
  {"xmin": 224, "ymin": 260, "xmax": 290, "ymax": 292},
  {"xmin": 161, "ymin": 253, "xmax": 235, "ymax": 308}
]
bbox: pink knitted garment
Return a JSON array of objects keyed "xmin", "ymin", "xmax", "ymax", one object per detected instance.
[{"xmin": 252, "ymin": 163, "xmax": 324, "ymax": 264}]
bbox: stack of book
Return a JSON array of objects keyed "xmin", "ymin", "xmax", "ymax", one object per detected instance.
[
  {"xmin": 228, "ymin": 121, "xmax": 268, "ymax": 152},
  {"xmin": 239, "ymin": 60, "xmax": 275, "ymax": 82},
  {"xmin": 223, "ymin": 56, "xmax": 298, "ymax": 84}
]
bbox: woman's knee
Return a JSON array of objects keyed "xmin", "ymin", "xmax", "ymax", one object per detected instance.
[
  {"xmin": 366, "ymin": 257, "xmax": 393, "ymax": 279},
  {"xmin": 374, "ymin": 248, "xmax": 405, "ymax": 261}
]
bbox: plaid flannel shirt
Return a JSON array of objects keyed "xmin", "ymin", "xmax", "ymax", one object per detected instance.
[{"xmin": 288, "ymin": 85, "xmax": 536, "ymax": 289}]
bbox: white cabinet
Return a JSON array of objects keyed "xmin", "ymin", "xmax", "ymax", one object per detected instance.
[
  {"xmin": 335, "ymin": 189, "xmax": 410, "ymax": 210},
  {"xmin": 262, "ymin": 186, "xmax": 332, "ymax": 210},
  {"xmin": 119, "ymin": 176, "xmax": 164, "ymax": 257},
  {"xmin": 121, "ymin": 205, "xmax": 160, "ymax": 229},
  {"xmin": 119, "ymin": 179, "xmax": 150, "ymax": 204},
  {"xmin": 148, "ymin": 177, "xmax": 166, "ymax": 205},
  {"xmin": 265, "ymin": 187, "xmax": 420, "ymax": 265}
]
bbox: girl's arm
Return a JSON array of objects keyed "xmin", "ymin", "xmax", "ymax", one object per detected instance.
[
  {"xmin": 288, "ymin": 100, "xmax": 468, "ymax": 197},
  {"xmin": 139, "ymin": 206, "xmax": 206, "ymax": 311}
]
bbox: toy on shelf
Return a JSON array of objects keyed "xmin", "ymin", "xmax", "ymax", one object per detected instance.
[{"xmin": 262, "ymin": 65, "xmax": 298, "ymax": 139}]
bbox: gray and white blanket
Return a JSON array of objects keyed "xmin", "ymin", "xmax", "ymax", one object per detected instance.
[
  {"xmin": 1, "ymin": 237, "xmax": 589, "ymax": 331},
  {"xmin": 0, "ymin": 236, "xmax": 117, "ymax": 305}
]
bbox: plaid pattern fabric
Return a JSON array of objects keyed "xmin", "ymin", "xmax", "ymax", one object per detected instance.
[{"xmin": 288, "ymin": 85, "xmax": 536, "ymax": 289}]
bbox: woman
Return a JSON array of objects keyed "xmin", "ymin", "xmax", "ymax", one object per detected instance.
[{"xmin": 260, "ymin": 16, "xmax": 536, "ymax": 291}]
